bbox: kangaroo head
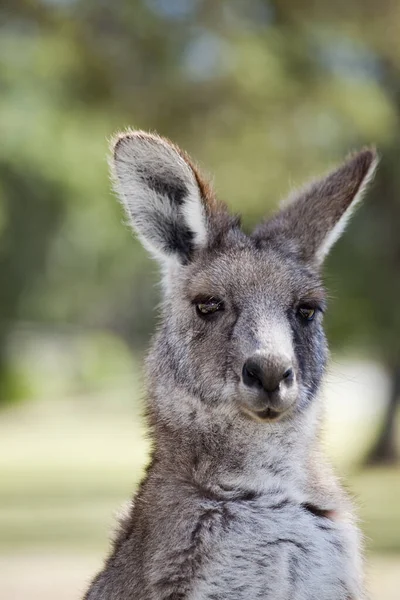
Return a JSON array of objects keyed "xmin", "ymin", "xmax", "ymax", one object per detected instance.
[{"xmin": 112, "ymin": 131, "xmax": 377, "ymax": 427}]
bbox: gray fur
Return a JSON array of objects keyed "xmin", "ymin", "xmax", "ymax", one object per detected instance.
[{"xmin": 84, "ymin": 131, "xmax": 377, "ymax": 600}]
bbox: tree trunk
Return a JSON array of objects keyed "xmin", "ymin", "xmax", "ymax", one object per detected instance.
[{"xmin": 365, "ymin": 366, "xmax": 400, "ymax": 466}]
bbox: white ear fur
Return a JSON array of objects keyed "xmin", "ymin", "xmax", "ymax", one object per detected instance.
[
  {"xmin": 314, "ymin": 152, "xmax": 378, "ymax": 263},
  {"xmin": 111, "ymin": 130, "xmax": 209, "ymax": 266},
  {"xmin": 181, "ymin": 192, "xmax": 208, "ymax": 248}
]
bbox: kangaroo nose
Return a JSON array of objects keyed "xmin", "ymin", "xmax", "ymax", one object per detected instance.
[{"xmin": 242, "ymin": 357, "xmax": 293, "ymax": 394}]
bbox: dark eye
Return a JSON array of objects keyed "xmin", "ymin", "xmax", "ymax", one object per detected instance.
[
  {"xmin": 298, "ymin": 306, "xmax": 316, "ymax": 322},
  {"xmin": 195, "ymin": 297, "xmax": 224, "ymax": 317}
]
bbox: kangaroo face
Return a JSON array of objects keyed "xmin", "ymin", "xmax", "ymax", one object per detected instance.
[
  {"xmin": 162, "ymin": 245, "xmax": 326, "ymax": 421},
  {"xmin": 112, "ymin": 131, "xmax": 377, "ymax": 423}
]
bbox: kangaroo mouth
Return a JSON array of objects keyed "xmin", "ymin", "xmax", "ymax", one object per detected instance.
[
  {"xmin": 239, "ymin": 391, "xmax": 297, "ymax": 423},
  {"xmin": 241, "ymin": 405, "xmax": 285, "ymax": 422},
  {"xmin": 255, "ymin": 407, "xmax": 281, "ymax": 421}
]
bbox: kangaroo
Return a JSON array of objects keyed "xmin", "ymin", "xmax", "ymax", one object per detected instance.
[{"xmin": 84, "ymin": 130, "xmax": 377, "ymax": 600}]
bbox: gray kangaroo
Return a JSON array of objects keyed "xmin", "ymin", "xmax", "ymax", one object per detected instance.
[{"xmin": 84, "ymin": 130, "xmax": 377, "ymax": 600}]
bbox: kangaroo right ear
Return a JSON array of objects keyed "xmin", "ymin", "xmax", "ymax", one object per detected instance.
[
  {"xmin": 111, "ymin": 131, "xmax": 219, "ymax": 265},
  {"xmin": 253, "ymin": 148, "xmax": 378, "ymax": 267}
]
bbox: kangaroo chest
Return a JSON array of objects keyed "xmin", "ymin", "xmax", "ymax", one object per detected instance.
[{"xmin": 146, "ymin": 495, "xmax": 361, "ymax": 600}]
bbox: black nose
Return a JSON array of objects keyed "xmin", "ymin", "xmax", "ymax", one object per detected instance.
[{"xmin": 242, "ymin": 357, "xmax": 293, "ymax": 394}]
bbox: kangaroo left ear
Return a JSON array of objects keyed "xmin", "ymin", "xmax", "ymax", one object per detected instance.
[
  {"xmin": 253, "ymin": 149, "xmax": 378, "ymax": 266},
  {"xmin": 111, "ymin": 130, "xmax": 222, "ymax": 266}
]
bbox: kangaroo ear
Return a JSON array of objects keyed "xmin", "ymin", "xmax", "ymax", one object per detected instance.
[
  {"xmin": 111, "ymin": 130, "xmax": 219, "ymax": 265},
  {"xmin": 253, "ymin": 149, "xmax": 378, "ymax": 266}
]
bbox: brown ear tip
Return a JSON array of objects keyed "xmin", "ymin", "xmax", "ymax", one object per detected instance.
[
  {"xmin": 362, "ymin": 145, "xmax": 378, "ymax": 162},
  {"xmin": 349, "ymin": 146, "xmax": 379, "ymax": 171},
  {"xmin": 111, "ymin": 133, "xmax": 128, "ymax": 159},
  {"xmin": 110, "ymin": 129, "xmax": 165, "ymax": 159},
  {"xmin": 111, "ymin": 130, "xmax": 138, "ymax": 159}
]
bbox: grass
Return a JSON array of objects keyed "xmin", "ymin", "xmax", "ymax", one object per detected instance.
[{"xmin": 0, "ymin": 386, "xmax": 148, "ymax": 553}]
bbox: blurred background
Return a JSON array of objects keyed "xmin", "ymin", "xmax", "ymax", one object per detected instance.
[{"xmin": 0, "ymin": 0, "xmax": 399, "ymax": 598}]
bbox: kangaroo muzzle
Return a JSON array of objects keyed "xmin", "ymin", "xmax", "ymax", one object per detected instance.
[{"xmin": 240, "ymin": 353, "xmax": 298, "ymax": 420}]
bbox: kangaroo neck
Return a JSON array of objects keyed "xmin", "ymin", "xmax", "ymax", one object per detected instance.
[{"xmin": 148, "ymin": 398, "xmax": 320, "ymax": 499}]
